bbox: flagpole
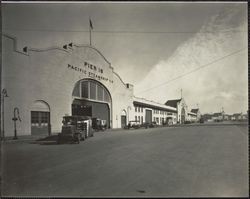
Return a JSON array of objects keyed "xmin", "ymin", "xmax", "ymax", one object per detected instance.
[{"xmin": 89, "ymin": 19, "xmax": 92, "ymax": 46}]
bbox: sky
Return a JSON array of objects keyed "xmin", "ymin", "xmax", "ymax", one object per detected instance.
[{"xmin": 2, "ymin": 2, "xmax": 248, "ymax": 114}]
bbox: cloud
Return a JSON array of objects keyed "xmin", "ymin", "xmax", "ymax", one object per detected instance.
[{"xmin": 134, "ymin": 5, "xmax": 247, "ymax": 114}]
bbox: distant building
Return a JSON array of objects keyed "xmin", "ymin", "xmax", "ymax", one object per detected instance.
[
  {"xmin": 231, "ymin": 113, "xmax": 248, "ymax": 121},
  {"xmin": 232, "ymin": 113, "xmax": 242, "ymax": 120},
  {"xmin": 165, "ymin": 98, "xmax": 188, "ymax": 124},
  {"xmin": 202, "ymin": 113, "xmax": 213, "ymax": 122},
  {"xmin": 133, "ymin": 97, "xmax": 177, "ymax": 126},
  {"xmin": 190, "ymin": 108, "xmax": 201, "ymax": 122},
  {"xmin": 187, "ymin": 112, "xmax": 197, "ymax": 122},
  {"xmin": 223, "ymin": 114, "xmax": 229, "ymax": 120},
  {"xmin": 212, "ymin": 112, "xmax": 224, "ymax": 122}
]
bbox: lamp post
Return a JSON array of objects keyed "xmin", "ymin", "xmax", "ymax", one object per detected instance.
[
  {"xmin": 1, "ymin": 89, "xmax": 9, "ymax": 140},
  {"xmin": 12, "ymin": 107, "xmax": 21, "ymax": 140}
]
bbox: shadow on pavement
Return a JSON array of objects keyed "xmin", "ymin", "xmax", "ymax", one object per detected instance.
[
  {"xmin": 29, "ymin": 135, "xmax": 58, "ymax": 145},
  {"xmin": 36, "ymin": 135, "xmax": 58, "ymax": 141},
  {"xmin": 30, "ymin": 135, "xmax": 81, "ymax": 145}
]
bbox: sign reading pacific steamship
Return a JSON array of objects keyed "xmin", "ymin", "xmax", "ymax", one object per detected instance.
[{"xmin": 67, "ymin": 61, "xmax": 113, "ymax": 83}]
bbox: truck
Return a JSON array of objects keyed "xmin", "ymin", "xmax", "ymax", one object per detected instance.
[
  {"xmin": 92, "ymin": 118, "xmax": 107, "ymax": 131},
  {"xmin": 57, "ymin": 115, "xmax": 94, "ymax": 144}
]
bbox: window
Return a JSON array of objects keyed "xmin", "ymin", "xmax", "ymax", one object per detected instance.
[
  {"xmin": 89, "ymin": 81, "xmax": 96, "ymax": 99},
  {"xmin": 135, "ymin": 107, "xmax": 137, "ymax": 112},
  {"xmin": 31, "ymin": 111, "xmax": 39, "ymax": 123},
  {"xmin": 41, "ymin": 112, "xmax": 49, "ymax": 123},
  {"xmin": 104, "ymin": 90, "xmax": 111, "ymax": 102},
  {"xmin": 135, "ymin": 116, "xmax": 137, "ymax": 121},
  {"xmin": 74, "ymin": 80, "xmax": 111, "ymax": 103},
  {"xmin": 141, "ymin": 107, "xmax": 143, "ymax": 112},
  {"xmin": 31, "ymin": 111, "xmax": 49, "ymax": 126},
  {"xmin": 138, "ymin": 116, "xmax": 140, "ymax": 123},
  {"xmin": 97, "ymin": 84, "xmax": 103, "ymax": 101},
  {"xmin": 81, "ymin": 81, "xmax": 88, "ymax": 98},
  {"xmin": 141, "ymin": 116, "xmax": 143, "ymax": 123}
]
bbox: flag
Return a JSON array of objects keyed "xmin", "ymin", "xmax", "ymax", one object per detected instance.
[{"xmin": 89, "ymin": 18, "xmax": 93, "ymax": 30}]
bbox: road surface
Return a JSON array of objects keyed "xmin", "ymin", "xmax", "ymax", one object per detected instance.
[{"xmin": 1, "ymin": 124, "xmax": 248, "ymax": 197}]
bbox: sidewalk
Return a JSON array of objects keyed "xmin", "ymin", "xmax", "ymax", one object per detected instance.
[
  {"xmin": 1, "ymin": 129, "xmax": 115, "ymax": 144},
  {"xmin": 1, "ymin": 134, "xmax": 56, "ymax": 143}
]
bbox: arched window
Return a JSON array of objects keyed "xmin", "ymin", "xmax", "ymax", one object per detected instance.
[{"xmin": 72, "ymin": 79, "xmax": 111, "ymax": 104}]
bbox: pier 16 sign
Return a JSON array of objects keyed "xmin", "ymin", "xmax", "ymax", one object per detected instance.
[{"xmin": 67, "ymin": 61, "xmax": 113, "ymax": 83}]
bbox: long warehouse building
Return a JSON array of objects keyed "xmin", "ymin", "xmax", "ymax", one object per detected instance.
[{"xmin": 2, "ymin": 34, "xmax": 197, "ymax": 137}]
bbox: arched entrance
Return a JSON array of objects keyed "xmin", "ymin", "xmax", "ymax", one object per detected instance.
[
  {"xmin": 72, "ymin": 79, "xmax": 112, "ymax": 128},
  {"xmin": 31, "ymin": 100, "xmax": 51, "ymax": 135},
  {"xmin": 121, "ymin": 110, "xmax": 127, "ymax": 128},
  {"xmin": 181, "ymin": 107, "xmax": 185, "ymax": 124}
]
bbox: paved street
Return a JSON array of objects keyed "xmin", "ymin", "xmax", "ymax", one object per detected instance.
[{"xmin": 1, "ymin": 124, "xmax": 248, "ymax": 197}]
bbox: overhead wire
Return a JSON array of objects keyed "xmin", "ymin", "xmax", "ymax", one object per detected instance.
[{"xmin": 136, "ymin": 47, "xmax": 247, "ymax": 94}]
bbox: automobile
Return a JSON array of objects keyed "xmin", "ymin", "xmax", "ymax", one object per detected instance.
[
  {"xmin": 141, "ymin": 122, "xmax": 150, "ymax": 128},
  {"xmin": 126, "ymin": 120, "xmax": 141, "ymax": 129},
  {"xmin": 57, "ymin": 115, "xmax": 93, "ymax": 144},
  {"xmin": 149, "ymin": 121, "xmax": 157, "ymax": 128}
]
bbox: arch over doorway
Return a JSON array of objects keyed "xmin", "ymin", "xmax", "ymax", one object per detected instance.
[{"xmin": 72, "ymin": 79, "xmax": 112, "ymax": 128}]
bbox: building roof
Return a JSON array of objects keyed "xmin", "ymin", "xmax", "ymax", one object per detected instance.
[
  {"xmin": 188, "ymin": 112, "xmax": 197, "ymax": 116},
  {"xmin": 232, "ymin": 113, "xmax": 242, "ymax": 117},
  {"xmin": 191, "ymin": 108, "xmax": 199, "ymax": 114},
  {"xmin": 133, "ymin": 96, "xmax": 177, "ymax": 113},
  {"xmin": 213, "ymin": 112, "xmax": 222, "ymax": 117},
  {"xmin": 165, "ymin": 99, "xmax": 182, "ymax": 108}
]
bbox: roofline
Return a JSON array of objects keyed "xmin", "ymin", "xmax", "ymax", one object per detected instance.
[
  {"xmin": 133, "ymin": 96, "xmax": 177, "ymax": 113},
  {"xmin": 3, "ymin": 34, "xmax": 113, "ymax": 70}
]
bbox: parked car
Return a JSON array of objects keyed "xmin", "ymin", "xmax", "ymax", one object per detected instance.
[
  {"xmin": 149, "ymin": 121, "xmax": 157, "ymax": 128},
  {"xmin": 57, "ymin": 115, "xmax": 93, "ymax": 144},
  {"xmin": 141, "ymin": 122, "xmax": 150, "ymax": 128},
  {"xmin": 126, "ymin": 120, "xmax": 141, "ymax": 129}
]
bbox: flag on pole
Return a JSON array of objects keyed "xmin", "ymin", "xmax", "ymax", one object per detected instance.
[{"xmin": 89, "ymin": 18, "xmax": 93, "ymax": 30}]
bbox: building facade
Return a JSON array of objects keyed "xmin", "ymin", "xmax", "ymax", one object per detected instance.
[
  {"xmin": 2, "ymin": 34, "xmax": 136, "ymax": 136},
  {"xmin": 165, "ymin": 98, "xmax": 188, "ymax": 124},
  {"xmin": 2, "ymin": 34, "xmax": 185, "ymax": 137}
]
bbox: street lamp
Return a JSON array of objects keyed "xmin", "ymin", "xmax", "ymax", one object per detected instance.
[
  {"xmin": 12, "ymin": 107, "xmax": 21, "ymax": 140},
  {"xmin": 1, "ymin": 88, "xmax": 9, "ymax": 140}
]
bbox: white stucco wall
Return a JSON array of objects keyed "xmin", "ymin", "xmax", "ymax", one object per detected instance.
[{"xmin": 2, "ymin": 35, "xmax": 133, "ymax": 136}]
